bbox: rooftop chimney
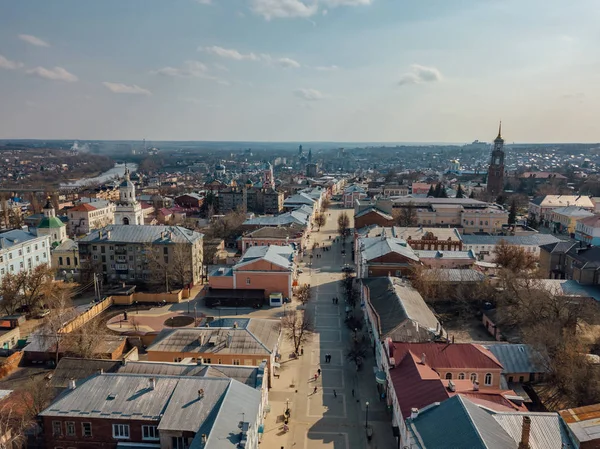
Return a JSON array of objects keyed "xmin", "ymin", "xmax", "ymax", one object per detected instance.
[
  {"xmin": 233, "ymin": 321, "xmax": 238, "ymax": 329},
  {"xmin": 149, "ymin": 377, "xmax": 156, "ymax": 390},
  {"xmin": 447, "ymin": 380, "xmax": 456, "ymax": 392},
  {"xmin": 473, "ymin": 380, "xmax": 479, "ymax": 391},
  {"xmin": 69, "ymin": 379, "xmax": 76, "ymax": 390},
  {"xmin": 518, "ymin": 416, "xmax": 532, "ymax": 449},
  {"xmin": 420, "ymin": 353, "xmax": 427, "ymax": 365},
  {"xmin": 198, "ymin": 389, "xmax": 205, "ymax": 399},
  {"xmin": 410, "ymin": 408, "xmax": 419, "ymax": 420}
]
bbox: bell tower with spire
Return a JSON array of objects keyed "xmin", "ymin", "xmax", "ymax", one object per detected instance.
[{"xmin": 486, "ymin": 122, "xmax": 505, "ymax": 197}]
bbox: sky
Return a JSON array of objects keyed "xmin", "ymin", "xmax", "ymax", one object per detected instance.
[{"xmin": 1, "ymin": 0, "xmax": 599, "ymax": 143}]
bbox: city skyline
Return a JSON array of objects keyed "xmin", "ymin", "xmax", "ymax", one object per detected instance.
[{"xmin": 1, "ymin": 0, "xmax": 599, "ymax": 142}]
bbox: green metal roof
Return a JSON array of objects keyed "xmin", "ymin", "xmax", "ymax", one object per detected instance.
[{"xmin": 37, "ymin": 216, "xmax": 65, "ymax": 229}]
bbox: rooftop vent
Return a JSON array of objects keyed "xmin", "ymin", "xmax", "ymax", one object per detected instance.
[
  {"xmin": 198, "ymin": 389, "xmax": 205, "ymax": 399},
  {"xmin": 69, "ymin": 379, "xmax": 76, "ymax": 390},
  {"xmin": 149, "ymin": 378, "xmax": 156, "ymax": 390}
]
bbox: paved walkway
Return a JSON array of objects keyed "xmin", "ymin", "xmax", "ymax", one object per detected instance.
[{"xmin": 261, "ymin": 205, "xmax": 397, "ymax": 449}]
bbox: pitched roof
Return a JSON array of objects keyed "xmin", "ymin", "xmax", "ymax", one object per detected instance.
[
  {"xmin": 551, "ymin": 206, "xmax": 594, "ymax": 218},
  {"xmin": 462, "ymin": 234, "xmax": 563, "ymax": 246},
  {"xmin": 531, "ymin": 195, "xmax": 594, "ymax": 209},
  {"xmin": 362, "ymin": 277, "xmax": 440, "ymax": 341},
  {"xmin": 483, "ymin": 344, "xmax": 546, "ymax": 375},
  {"xmin": 559, "ymin": 403, "xmax": 600, "ymax": 444},
  {"xmin": 147, "ymin": 318, "xmax": 280, "ymax": 356},
  {"xmin": 0, "ymin": 229, "xmax": 45, "ymax": 251},
  {"xmin": 354, "ymin": 207, "xmax": 393, "ymax": 220},
  {"xmin": 234, "ymin": 245, "xmax": 295, "ymax": 270},
  {"xmin": 37, "ymin": 216, "xmax": 65, "ymax": 229},
  {"xmin": 79, "ymin": 225, "xmax": 203, "ymax": 244},
  {"xmin": 491, "ymin": 412, "xmax": 574, "ymax": 449},
  {"xmin": 359, "ymin": 236, "xmax": 419, "ymax": 262},
  {"xmin": 69, "ymin": 203, "xmax": 97, "ymax": 212},
  {"xmin": 245, "ymin": 225, "xmax": 304, "ymax": 239},
  {"xmin": 421, "ymin": 268, "xmax": 485, "ymax": 283},
  {"xmin": 51, "ymin": 357, "xmax": 121, "ymax": 388},
  {"xmin": 392, "ymin": 342, "xmax": 503, "ymax": 371},
  {"xmin": 407, "ymin": 395, "xmax": 518, "ymax": 449},
  {"xmin": 577, "ymin": 214, "xmax": 600, "ymax": 228}
]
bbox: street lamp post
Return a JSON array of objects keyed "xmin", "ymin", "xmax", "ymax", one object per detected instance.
[
  {"xmin": 194, "ymin": 304, "xmax": 197, "ymax": 325},
  {"xmin": 365, "ymin": 401, "xmax": 369, "ymax": 429}
]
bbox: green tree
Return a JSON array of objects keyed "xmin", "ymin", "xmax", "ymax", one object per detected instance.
[
  {"xmin": 455, "ymin": 184, "xmax": 465, "ymax": 199},
  {"xmin": 427, "ymin": 185, "xmax": 435, "ymax": 197}
]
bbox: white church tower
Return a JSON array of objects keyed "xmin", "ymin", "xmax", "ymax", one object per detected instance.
[{"xmin": 114, "ymin": 167, "xmax": 143, "ymax": 225}]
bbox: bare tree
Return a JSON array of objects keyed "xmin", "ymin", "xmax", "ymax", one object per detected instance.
[
  {"xmin": 493, "ymin": 240, "xmax": 537, "ymax": 272},
  {"xmin": 314, "ymin": 213, "xmax": 326, "ymax": 231},
  {"xmin": 0, "ymin": 272, "xmax": 28, "ymax": 315},
  {"xmin": 64, "ymin": 318, "xmax": 111, "ymax": 359},
  {"xmin": 393, "ymin": 202, "xmax": 417, "ymax": 227},
  {"xmin": 337, "ymin": 212, "xmax": 350, "ymax": 238},
  {"xmin": 145, "ymin": 243, "xmax": 194, "ymax": 291},
  {"xmin": 321, "ymin": 197, "xmax": 331, "ymax": 211},
  {"xmin": 40, "ymin": 285, "xmax": 76, "ymax": 365},
  {"xmin": 346, "ymin": 339, "xmax": 368, "ymax": 370},
  {"xmin": 281, "ymin": 310, "xmax": 313, "ymax": 354},
  {"xmin": 296, "ymin": 284, "xmax": 312, "ymax": 305},
  {"xmin": 21, "ymin": 376, "xmax": 56, "ymax": 423}
]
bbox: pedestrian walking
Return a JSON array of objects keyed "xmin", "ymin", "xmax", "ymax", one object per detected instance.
[
  {"xmin": 351, "ymin": 389, "xmax": 354, "ymax": 397},
  {"xmin": 313, "ymin": 386, "xmax": 318, "ymax": 394},
  {"xmin": 318, "ymin": 368, "xmax": 321, "ymax": 376},
  {"xmin": 314, "ymin": 373, "xmax": 318, "ymax": 382},
  {"xmin": 332, "ymin": 297, "xmax": 335, "ymax": 304},
  {"xmin": 333, "ymin": 390, "xmax": 337, "ymax": 398},
  {"xmin": 300, "ymin": 347, "xmax": 304, "ymax": 356}
]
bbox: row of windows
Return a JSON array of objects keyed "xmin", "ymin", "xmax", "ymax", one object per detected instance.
[
  {"xmin": 175, "ymin": 357, "xmax": 260, "ymax": 366},
  {"xmin": 444, "ymin": 372, "xmax": 493, "ymax": 386},
  {"xmin": 0, "ymin": 242, "xmax": 44, "ymax": 263},
  {"xmin": 58, "ymin": 256, "xmax": 78, "ymax": 266},
  {"xmin": 0, "ymin": 254, "xmax": 46, "ymax": 275},
  {"xmin": 52, "ymin": 421, "xmax": 158, "ymax": 441}
]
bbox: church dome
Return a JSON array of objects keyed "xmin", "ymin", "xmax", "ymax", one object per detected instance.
[{"xmin": 215, "ymin": 164, "xmax": 226, "ymax": 171}]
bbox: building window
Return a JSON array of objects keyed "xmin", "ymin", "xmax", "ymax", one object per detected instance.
[
  {"xmin": 458, "ymin": 373, "xmax": 465, "ymax": 380},
  {"xmin": 36, "ymin": 255, "xmax": 39, "ymax": 262},
  {"xmin": 217, "ymin": 359, "xmax": 222, "ymax": 364},
  {"xmin": 204, "ymin": 358, "xmax": 211, "ymax": 364},
  {"xmin": 101, "ymin": 246, "xmax": 106, "ymax": 254},
  {"xmin": 35, "ymin": 244, "xmax": 38, "ymax": 250},
  {"xmin": 445, "ymin": 373, "xmax": 452, "ymax": 380},
  {"xmin": 52, "ymin": 421, "xmax": 62, "ymax": 436},
  {"xmin": 246, "ymin": 277, "xmax": 251, "ymax": 285},
  {"xmin": 18, "ymin": 249, "xmax": 22, "ymax": 256},
  {"xmin": 142, "ymin": 425, "xmax": 159, "ymax": 441},
  {"xmin": 93, "ymin": 255, "xmax": 98, "ymax": 260},
  {"xmin": 232, "ymin": 359, "xmax": 240, "ymax": 365},
  {"xmin": 8, "ymin": 253, "xmax": 11, "ymax": 260},
  {"xmin": 484, "ymin": 373, "xmax": 492, "ymax": 386},
  {"xmin": 172, "ymin": 436, "xmax": 188, "ymax": 449},
  {"xmin": 174, "ymin": 357, "xmax": 182, "ymax": 362},
  {"xmin": 26, "ymin": 246, "xmax": 30, "ymax": 253},
  {"xmin": 92, "ymin": 245, "xmax": 97, "ymax": 251},
  {"xmin": 519, "ymin": 376, "xmax": 524, "ymax": 383},
  {"xmin": 59, "ymin": 257, "xmax": 63, "ymax": 265},
  {"xmin": 66, "ymin": 421, "xmax": 76, "ymax": 436},
  {"xmin": 112, "ymin": 423, "xmax": 130, "ymax": 439},
  {"xmin": 470, "ymin": 373, "xmax": 477, "ymax": 383}
]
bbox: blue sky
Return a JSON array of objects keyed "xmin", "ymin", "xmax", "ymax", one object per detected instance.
[{"xmin": 1, "ymin": 0, "xmax": 599, "ymax": 142}]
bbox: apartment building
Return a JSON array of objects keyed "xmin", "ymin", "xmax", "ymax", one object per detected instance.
[
  {"xmin": 40, "ymin": 373, "xmax": 263, "ymax": 449},
  {"xmin": 0, "ymin": 229, "xmax": 51, "ymax": 283},
  {"xmin": 78, "ymin": 225, "xmax": 203, "ymax": 286},
  {"xmin": 68, "ymin": 198, "xmax": 116, "ymax": 235}
]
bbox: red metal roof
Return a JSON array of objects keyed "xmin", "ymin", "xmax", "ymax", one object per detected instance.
[
  {"xmin": 390, "ymin": 351, "xmax": 450, "ymax": 419},
  {"xmin": 391, "ymin": 342, "xmax": 503, "ymax": 371},
  {"xmin": 70, "ymin": 203, "xmax": 97, "ymax": 212}
]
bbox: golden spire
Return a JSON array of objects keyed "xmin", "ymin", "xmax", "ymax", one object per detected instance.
[{"xmin": 496, "ymin": 121, "xmax": 502, "ymax": 140}]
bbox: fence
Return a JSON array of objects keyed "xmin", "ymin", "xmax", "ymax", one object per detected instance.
[
  {"xmin": 112, "ymin": 290, "xmax": 183, "ymax": 305},
  {"xmin": 59, "ymin": 297, "xmax": 114, "ymax": 334}
]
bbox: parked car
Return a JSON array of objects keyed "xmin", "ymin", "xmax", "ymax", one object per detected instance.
[{"xmin": 341, "ymin": 266, "xmax": 356, "ymax": 273}]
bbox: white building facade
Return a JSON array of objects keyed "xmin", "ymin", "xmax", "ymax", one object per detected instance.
[{"xmin": 0, "ymin": 230, "xmax": 51, "ymax": 283}]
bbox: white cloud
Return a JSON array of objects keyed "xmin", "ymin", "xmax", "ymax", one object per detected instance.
[
  {"xmin": 152, "ymin": 60, "xmax": 209, "ymax": 77},
  {"xmin": 195, "ymin": 0, "xmax": 212, "ymax": 4},
  {"xmin": 250, "ymin": 0, "xmax": 372, "ymax": 20},
  {"xmin": 251, "ymin": 0, "xmax": 319, "ymax": 20},
  {"xmin": 202, "ymin": 46, "xmax": 301, "ymax": 68},
  {"xmin": 278, "ymin": 57, "xmax": 301, "ymax": 68},
  {"xmin": 213, "ymin": 63, "xmax": 229, "ymax": 72},
  {"xmin": 294, "ymin": 88, "xmax": 326, "ymax": 101},
  {"xmin": 18, "ymin": 34, "xmax": 50, "ymax": 47},
  {"xmin": 398, "ymin": 64, "xmax": 442, "ymax": 86},
  {"xmin": 201, "ymin": 45, "xmax": 259, "ymax": 61},
  {"xmin": 26, "ymin": 66, "xmax": 78, "ymax": 82},
  {"xmin": 102, "ymin": 82, "xmax": 152, "ymax": 96},
  {"xmin": 0, "ymin": 55, "xmax": 23, "ymax": 70},
  {"xmin": 314, "ymin": 64, "xmax": 338, "ymax": 71}
]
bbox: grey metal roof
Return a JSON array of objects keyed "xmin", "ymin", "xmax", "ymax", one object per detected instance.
[
  {"xmin": 0, "ymin": 229, "xmax": 45, "ymax": 250},
  {"xmin": 158, "ymin": 377, "xmax": 230, "ymax": 432},
  {"xmin": 415, "ymin": 250, "xmax": 476, "ymax": 260},
  {"xmin": 235, "ymin": 245, "xmax": 294, "ymax": 270},
  {"xmin": 40, "ymin": 373, "xmax": 180, "ymax": 420},
  {"xmin": 194, "ymin": 378, "xmax": 261, "ymax": 449},
  {"xmin": 363, "ymin": 277, "xmax": 441, "ymax": 342},
  {"xmin": 408, "ymin": 395, "xmax": 517, "ymax": 449},
  {"xmin": 147, "ymin": 319, "xmax": 280, "ymax": 356},
  {"xmin": 491, "ymin": 412, "xmax": 575, "ymax": 449},
  {"xmin": 422, "ymin": 268, "xmax": 485, "ymax": 283},
  {"xmin": 51, "ymin": 357, "xmax": 121, "ymax": 388},
  {"xmin": 244, "ymin": 212, "xmax": 309, "ymax": 227},
  {"xmin": 79, "ymin": 225, "xmax": 203, "ymax": 244},
  {"xmin": 360, "ymin": 236, "xmax": 419, "ymax": 262},
  {"xmin": 283, "ymin": 193, "xmax": 316, "ymax": 205},
  {"xmin": 462, "ymin": 234, "xmax": 563, "ymax": 246},
  {"xmin": 483, "ymin": 344, "xmax": 546, "ymax": 375}
]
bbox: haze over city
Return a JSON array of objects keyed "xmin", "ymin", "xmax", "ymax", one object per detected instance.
[{"xmin": 1, "ymin": 0, "xmax": 599, "ymax": 142}]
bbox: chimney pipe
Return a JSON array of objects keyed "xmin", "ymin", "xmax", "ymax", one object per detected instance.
[
  {"xmin": 410, "ymin": 408, "xmax": 419, "ymax": 419},
  {"xmin": 473, "ymin": 380, "xmax": 479, "ymax": 391},
  {"xmin": 149, "ymin": 377, "xmax": 156, "ymax": 390},
  {"xmin": 69, "ymin": 379, "xmax": 76, "ymax": 390},
  {"xmin": 198, "ymin": 389, "xmax": 205, "ymax": 399},
  {"xmin": 420, "ymin": 353, "xmax": 426, "ymax": 365},
  {"xmin": 518, "ymin": 416, "xmax": 532, "ymax": 449}
]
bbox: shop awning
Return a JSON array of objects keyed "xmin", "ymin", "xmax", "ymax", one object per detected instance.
[{"xmin": 375, "ymin": 370, "xmax": 387, "ymax": 384}]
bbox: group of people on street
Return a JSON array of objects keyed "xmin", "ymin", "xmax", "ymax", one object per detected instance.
[{"xmin": 331, "ymin": 297, "xmax": 339, "ymax": 304}]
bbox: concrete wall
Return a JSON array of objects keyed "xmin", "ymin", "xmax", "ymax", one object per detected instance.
[{"xmin": 233, "ymin": 271, "xmax": 292, "ymax": 297}]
